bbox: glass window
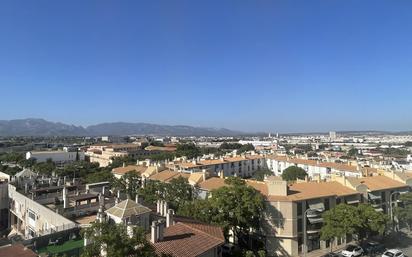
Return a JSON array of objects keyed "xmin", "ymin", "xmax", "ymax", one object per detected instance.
[{"xmin": 297, "ymin": 202, "xmax": 302, "ymax": 216}]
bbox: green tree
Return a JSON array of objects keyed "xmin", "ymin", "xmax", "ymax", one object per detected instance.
[
  {"xmin": 139, "ymin": 180, "xmax": 163, "ymax": 204},
  {"xmin": 237, "ymin": 144, "xmax": 255, "ymax": 154},
  {"xmin": 348, "ymin": 148, "xmax": 358, "ymax": 157},
  {"xmin": 113, "ymin": 171, "xmax": 142, "ymax": 200},
  {"xmin": 395, "ymin": 192, "xmax": 412, "ymax": 231},
  {"xmin": 208, "ymin": 177, "xmax": 264, "ymax": 240},
  {"xmin": 354, "ymin": 204, "xmax": 388, "ymax": 240},
  {"xmin": 252, "ymin": 169, "xmax": 273, "ymax": 181},
  {"xmin": 164, "ymin": 177, "xmax": 194, "ymax": 210},
  {"xmin": 32, "ymin": 159, "xmax": 56, "ymax": 175},
  {"xmin": 81, "ymin": 221, "xmax": 156, "ymax": 257},
  {"xmin": 281, "ymin": 166, "xmax": 307, "ymax": 181},
  {"xmin": 176, "ymin": 143, "xmax": 201, "ymax": 159},
  {"xmin": 321, "ymin": 204, "xmax": 359, "ymax": 252}
]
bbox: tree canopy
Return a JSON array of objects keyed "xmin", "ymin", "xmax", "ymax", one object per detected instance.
[
  {"xmin": 281, "ymin": 166, "xmax": 307, "ymax": 181},
  {"xmin": 81, "ymin": 221, "xmax": 156, "ymax": 257},
  {"xmin": 178, "ymin": 177, "xmax": 265, "ymax": 241},
  {"xmin": 321, "ymin": 203, "xmax": 388, "ymax": 248},
  {"xmin": 395, "ymin": 192, "xmax": 412, "ymax": 231}
]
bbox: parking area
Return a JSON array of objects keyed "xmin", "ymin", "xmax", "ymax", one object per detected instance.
[{"xmin": 331, "ymin": 231, "xmax": 412, "ymax": 257}]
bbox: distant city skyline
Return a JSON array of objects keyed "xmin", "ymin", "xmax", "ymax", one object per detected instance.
[{"xmin": 1, "ymin": 1, "xmax": 411, "ymax": 133}]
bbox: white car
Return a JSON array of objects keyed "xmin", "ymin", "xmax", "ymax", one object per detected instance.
[
  {"xmin": 341, "ymin": 245, "xmax": 364, "ymax": 257},
  {"xmin": 382, "ymin": 249, "xmax": 405, "ymax": 257}
]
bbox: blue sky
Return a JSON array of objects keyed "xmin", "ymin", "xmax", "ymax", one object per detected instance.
[{"xmin": 0, "ymin": 1, "xmax": 411, "ymax": 133}]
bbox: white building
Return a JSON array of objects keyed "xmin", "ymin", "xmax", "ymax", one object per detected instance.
[{"xmin": 26, "ymin": 149, "xmax": 85, "ymax": 165}]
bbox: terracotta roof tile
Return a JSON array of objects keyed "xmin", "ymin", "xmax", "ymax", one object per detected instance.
[{"xmin": 151, "ymin": 222, "xmax": 224, "ymax": 257}]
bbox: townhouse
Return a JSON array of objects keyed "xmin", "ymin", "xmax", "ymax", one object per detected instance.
[
  {"xmin": 266, "ymin": 155, "xmax": 374, "ymax": 179},
  {"xmin": 169, "ymin": 154, "xmax": 267, "ymax": 178}
]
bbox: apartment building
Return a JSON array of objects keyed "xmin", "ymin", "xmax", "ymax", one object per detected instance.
[
  {"xmin": 86, "ymin": 143, "xmax": 176, "ymax": 167},
  {"xmin": 266, "ymin": 155, "xmax": 374, "ymax": 180},
  {"xmin": 86, "ymin": 143, "xmax": 142, "ymax": 167},
  {"xmin": 170, "ymin": 154, "xmax": 266, "ymax": 178},
  {"xmin": 8, "ymin": 184, "xmax": 77, "ymax": 239},
  {"xmin": 26, "ymin": 149, "xmax": 85, "ymax": 165},
  {"xmin": 194, "ymin": 171, "xmax": 412, "ymax": 257}
]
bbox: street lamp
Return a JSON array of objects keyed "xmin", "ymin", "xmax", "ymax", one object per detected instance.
[
  {"xmin": 389, "ymin": 190, "xmax": 407, "ymax": 231},
  {"xmin": 303, "ymin": 208, "xmax": 323, "ymax": 257}
]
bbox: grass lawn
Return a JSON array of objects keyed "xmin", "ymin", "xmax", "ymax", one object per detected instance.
[{"xmin": 38, "ymin": 238, "xmax": 84, "ymax": 254}]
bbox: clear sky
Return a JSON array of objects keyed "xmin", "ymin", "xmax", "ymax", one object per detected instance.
[{"xmin": 0, "ymin": 1, "xmax": 411, "ymax": 133}]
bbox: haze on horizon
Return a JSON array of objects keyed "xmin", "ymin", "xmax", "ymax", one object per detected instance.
[{"xmin": 0, "ymin": 1, "xmax": 411, "ymax": 133}]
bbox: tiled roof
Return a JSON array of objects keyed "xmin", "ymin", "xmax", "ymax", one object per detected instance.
[
  {"xmin": 198, "ymin": 177, "xmax": 268, "ymax": 195},
  {"xmin": 105, "ymin": 199, "xmax": 151, "ymax": 219},
  {"xmin": 0, "ymin": 244, "xmax": 37, "ymax": 257},
  {"xmin": 149, "ymin": 170, "xmax": 191, "ymax": 182},
  {"xmin": 112, "ymin": 165, "xmax": 147, "ymax": 175},
  {"xmin": 151, "ymin": 222, "xmax": 224, "ymax": 257},
  {"xmin": 348, "ymin": 176, "xmax": 409, "ymax": 191},
  {"xmin": 268, "ymin": 181, "xmax": 358, "ymax": 202}
]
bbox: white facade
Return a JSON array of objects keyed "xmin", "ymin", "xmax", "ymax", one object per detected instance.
[
  {"xmin": 8, "ymin": 184, "xmax": 76, "ymax": 239},
  {"xmin": 26, "ymin": 150, "xmax": 84, "ymax": 164}
]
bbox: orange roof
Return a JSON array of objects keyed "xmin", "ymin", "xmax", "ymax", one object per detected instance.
[
  {"xmin": 112, "ymin": 165, "xmax": 147, "ymax": 175},
  {"xmin": 0, "ymin": 244, "xmax": 37, "ymax": 257},
  {"xmin": 149, "ymin": 170, "xmax": 190, "ymax": 183},
  {"xmin": 151, "ymin": 222, "xmax": 224, "ymax": 257},
  {"xmin": 198, "ymin": 177, "xmax": 268, "ymax": 195},
  {"xmin": 268, "ymin": 181, "xmax": 358, "ymax": 202},
  {"xmin": 350, "ymin": 176, "xmax": 408, "ymax": 191},
  {"xmin": 318, "ymin": 162, "xmax": 359, "ymax": 172}
]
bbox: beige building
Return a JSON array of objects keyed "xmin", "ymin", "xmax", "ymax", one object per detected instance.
[
  {"xmin": 195, "ymin": 171, "xmax": 412, "ymax": 257},
  {"xmin": 169, "ymin": 154, "xmax": 266, "ymax": 178},
  {"xmin": 86, "ymin": 144, "xmax": 142, "ymax": 167}
]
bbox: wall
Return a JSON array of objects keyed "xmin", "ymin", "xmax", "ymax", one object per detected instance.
[{"xmin": 8, "ymin": 184, "xmax": 76, "ymax": 239}]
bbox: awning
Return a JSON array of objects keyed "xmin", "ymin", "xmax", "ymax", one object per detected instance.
[
  {"xmin": 368, "ymin": 193, "xmax": 381, "ymax": 200},
  {"xmin": 308, "ymin": 217, "xmax": 324, "ymax": 224},
  {"xmin": 308, "ymin": 200, "xmax": 325, "ymax": 211},
  {"xmin": 347, "ymin": 199, "xmax": 360, "ymax": 205}
]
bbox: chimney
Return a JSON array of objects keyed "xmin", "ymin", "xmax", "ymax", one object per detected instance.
[
  {"xmin": 157, "ymin": 200, "xmax": 161, "ymax": 214},
  {"xmin": 63, "ymin": 187, "xmax": 68, "ymax": 208},
  {"xmin": 166, "ymin": 209, "xmax": 174, "ymax": 227},
  {"xmin": 127, "ymin": 222, "xmax": 134, "ymax": 238},
  {"xmin": 220, "ymin": 170, "xmax": 225, "ymax": 179},
  {"xmin": 135, "ymin": 194, "xmax": 139, "ymax": 204},
  {"xmin": 202, "ymin": 169, "xmax": 207, "ymax": 182},
  {"xmin": 162, "ymin": 201, "xmax": 168, "ymax": 217},
  {"xmin": 100, "ymin": 243, "xmax": 107, "ymax": 257},
  {"xmin": 151, "ymin": 221, "xmax": 158, "ymax": 243},
  {"xmin": 97, "ymin": 206, "xmax": 105, "ymax": 222},
  {"xmin": 123, "ymin": 162, "xmax": 126, "ymax": 168},
  {"xmin": 115, "ymin": 197, "xmax": 119, "ymax": 204},
  {"xmin": 99, "ymin": 194, "xmax": 105, "ymax": 206},
  {"xmin": 102, "ymin": 186, "xmax": 106, "ymax": 196},
  {"xmin": 157, "ymin": 220, "xmax": 165, "ymax": 241},
  {"xmin": 267, "ymin": 180, "xmax": 288, "ymax": 196},
  {"xmin": 24, "ymin": 183, "xmax": 28, "ymax": 194}
]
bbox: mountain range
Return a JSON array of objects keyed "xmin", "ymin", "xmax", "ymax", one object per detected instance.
[{"xmin": 0, "ymin": 119, "xmax": 242, "ymax": 137}]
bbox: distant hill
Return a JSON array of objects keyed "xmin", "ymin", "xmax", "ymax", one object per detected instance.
[{"xmin": 0, "ymin": 119, "xmax": 242, "ymax": 137}]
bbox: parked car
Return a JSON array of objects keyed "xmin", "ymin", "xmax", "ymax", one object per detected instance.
[
  {"xmin": 362, "ymin": 241, "xmax": 386, "ymax": 255},
  {"xmin": 382, "ymin": 249, "xmax": 405, "ymax": 257},
  {"xmin": 341, "ymin": 245, "xmax": 364, "ymax": 257},
  {"xmin": 323, "ymin": 253, "xmax": 341, "ymax": 257}
]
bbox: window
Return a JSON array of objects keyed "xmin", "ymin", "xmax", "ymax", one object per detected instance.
[
  {"xmin": 297, "ymin": 218, "xmax": 302, "ymax": 232},
  {"xmin": 28, "ymin": 210, "xmax": 36, "ymax": 220},
  {"xmin": 336, "ymin": 198, "xmax": 341, "ymax": 205},
  {"xmin": 381, "ymin": 191, "xmax": 386, "ymax": 202},
  {"xmin": 324, "ymin": 198, "xmax": 330, "ymax": 210},
  {"xmin": 297, "ymin": 202, "xmax": 302, "ymax": 216}
]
